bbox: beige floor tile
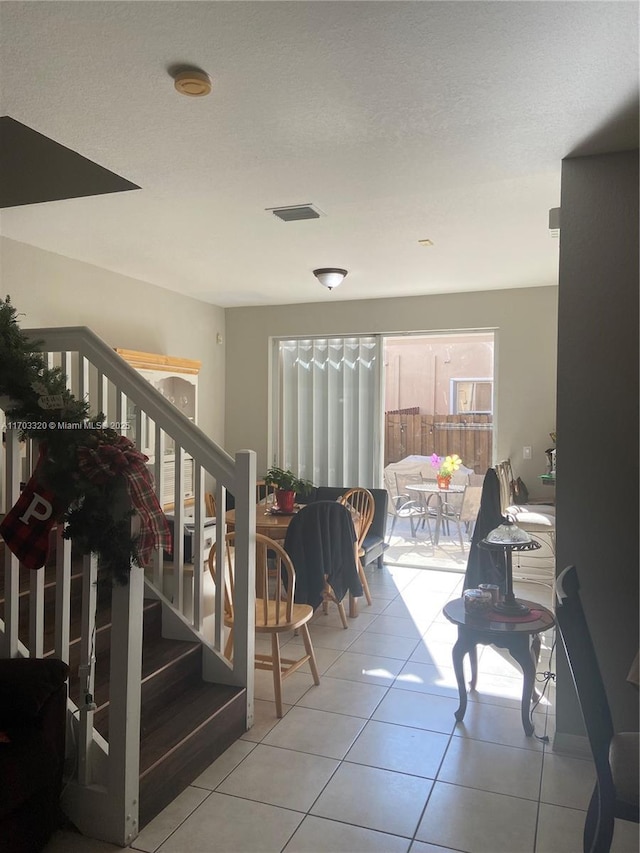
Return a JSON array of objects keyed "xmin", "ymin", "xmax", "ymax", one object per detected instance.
[
  {"xmin": 366, "ymin": 613, "xmax": 425, "ymax": 639},
  {"xmin": 347, "ymin": 630, "xmax": 419, "ymax": 660},
  {"xmin": 405, "ymin": 570, "xmax": 464, "ymax": 595},
  {"xmin": 610, "ymin": 818, "xmax": 640, "ymax": 853},
  {"xmin": 129, "ymin": 785, "xmax": 210, "ymax": 851},
  {"xmin": 263, "ymin": 706, "xmax": 366, "ymax": 759},
  {"xmin": 409, "ymin": 638, "xmax": 459, "ymax": 667},
  {"xmin": 283, "ymin": 814, "xmax": 410, "ymax": 853},
  {"xmin": 540, "ymin": 752, "xmax": 596, "ymax": 810},
  {"xmin": 312, "ymin": 607, "xmax": 378, "ymax": 631},
  {"xmin": 535, "ymin": 802, "xmax": 584, "ymax": 853},
  {"xmin": 296, "ymin": 675, "xmax": 388, "ymax": 718},
  {"xmin": 381, "ymin": 597, "xmax": 436, "ymax": 629},
  {"xmin": 410, "ymin": 842, "xmax": 464, "ymax": 853},
  {"xmin": 372, "ymin": 687, "xmax": 458, "ymax": 733},
  {"xmin": 394, "ymin": 660, "xmax": 462, "ymax": 700},
  {"xmin": 287, "ymin": 642, "xmax": 343, "ymax": 675},
  {"xmin": 416, "ymin": 781, "xmax": 538, "ymax": 853},
  {"xmin": 253, "ymin": 667, "xmax": 316, "ymax": 706},
  {"xmin": 356, "ymin": 595, "xmax": 390, "ymax": 614},
  {"xmin": 345, "ymin": 719, "xmax": 449, "ymax": 778},
  {"xmin": 324, "ymin": 650, "xmax": 404, "ymax": 686},
  {"xmin": 292, "ymin": 624, "xmax": 358, "ymax": 651},
  {"xmin": 155, "ymin": 792, "xmax": 303, "ymax": 853},
  {"xmin": 44, "ymin": 831, "xmax": 124, "ymax": 852},
  {"xmin": 216, "ymin": 744, "xmax": 339, "ymax": 812},
  {"xmin": 536, "ymin": 805, "xmax": 638, "ymax": 853},
  {"xmin": 453, "ymin": 700, "xmax": 546, "ymax": 750},
  {"xmin": 421, "ymin": 620, "xmax": 459, "ymax": 644},
  {"xmin": 439, "ymin": 737, "xmax": 542, "ymax": 800},
  {"xmin": 240, "ymin": 698, "xmax": 291, "ymax": 742},
  {"xmin": 310, "ymin": 761, "xmax": 432, "ymax": 837},
  {"xmin": 478, "ymin": 644, "xmax": 532, "ymax": 678},
  {"xmin": 191, "ymin": 740, "xmax": 256, "ymax": 790}
]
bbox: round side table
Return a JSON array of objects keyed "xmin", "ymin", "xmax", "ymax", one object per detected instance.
[{"xmin": 443, "ymin": 597, "xmax": 555, "ymax": 736}]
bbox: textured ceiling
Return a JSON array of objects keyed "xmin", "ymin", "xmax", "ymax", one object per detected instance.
[{"xmin": 0, "ymin": 1, "xmax": 637, "ymax": 307}]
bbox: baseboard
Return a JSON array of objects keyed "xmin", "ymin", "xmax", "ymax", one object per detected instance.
[{"xmin": 552, "ymin": 730, "xmax": 591, "ymax": 759}]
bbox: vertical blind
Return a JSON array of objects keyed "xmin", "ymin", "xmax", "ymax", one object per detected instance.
[{"xmin": 274, "ymin": 337, "xmax": 382, "ymax": 488}]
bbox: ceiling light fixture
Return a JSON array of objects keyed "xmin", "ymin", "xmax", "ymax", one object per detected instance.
[
  {"xmin": 173, "ymin": 67, "xmax": 212, "ymax": 97},
  {"xmin": 313, "ymin": 268, "xmax": 348, "ymax": 291}
]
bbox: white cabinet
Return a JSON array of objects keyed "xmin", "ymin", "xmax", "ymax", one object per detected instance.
[{"xmin": 115, "ymin": 349, "xmax": 201, "ymax": 507}]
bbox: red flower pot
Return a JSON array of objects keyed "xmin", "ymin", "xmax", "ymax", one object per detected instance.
[
  {"xmin": 275, "ymin": 489, "xmax": 295, "ymax": 513},
  {"xmin": 436, "ymin": 475, "xmax": 451, "ymax": 490}
]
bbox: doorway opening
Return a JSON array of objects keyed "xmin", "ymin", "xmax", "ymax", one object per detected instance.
[
  {"xmin": 383, "ymin": 331, "xmax": 495, "ymax": 571},
  {"xmin": 383, "ymin": 332, "xmax": 494, "ymax": 471}
]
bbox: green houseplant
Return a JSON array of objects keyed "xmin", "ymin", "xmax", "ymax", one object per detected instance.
[{"xmin": 263, "ymin": 466, "xmax": 313, "ymax": 512}]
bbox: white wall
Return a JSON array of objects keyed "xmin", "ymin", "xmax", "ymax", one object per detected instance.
[
  {"xmin": 0, "ymin": 236, "xmax": 226, "ymax": 444},
  {"xmin": 225, "ymin": 286, "xmax": 558, "ymax": 492}
]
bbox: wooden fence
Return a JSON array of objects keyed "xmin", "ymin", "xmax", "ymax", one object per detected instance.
[{"xmin": 384, "ymin": 412, "xmax": 493, "ymax": 472}]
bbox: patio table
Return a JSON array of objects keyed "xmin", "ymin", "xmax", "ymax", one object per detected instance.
[{"xmin": 406, "ymin": 482, "xmax": 465, "ymax": 545}]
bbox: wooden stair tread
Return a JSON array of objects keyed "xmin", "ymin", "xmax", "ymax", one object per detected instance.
[
  {"xmin": 138, "ymin": 681, "xmax": 244, "ymax": 775},
  {"xmin": 69, "ymin": 633, "xmax": 201, "ymax": 711}
]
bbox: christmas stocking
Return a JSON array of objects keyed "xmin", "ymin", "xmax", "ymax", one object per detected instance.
[{"xmin": 0, "ymin": 468, "xmax": 62, "ymax": 570}]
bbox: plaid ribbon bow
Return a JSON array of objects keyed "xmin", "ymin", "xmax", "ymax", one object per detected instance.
[{"xmin": 78, "ymin": 435, "xmax": 171, "ymax": 565}]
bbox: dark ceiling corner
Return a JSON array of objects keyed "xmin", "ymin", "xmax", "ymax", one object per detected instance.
[
  {"xmin": 567, "ymin": 96, "xmax": 640, "ymax": 159},
  {"xmin": 0, "ymin": 116, "xmax": 140, "ymax": 209}
]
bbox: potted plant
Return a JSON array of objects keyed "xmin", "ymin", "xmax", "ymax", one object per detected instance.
[
  {"xmin": 263, "ymin": 466, "xmax": 313, "ymax": 513},
  {"xmin": 430, "ymin": 453, "xmax": 463, "ymax": 489}
]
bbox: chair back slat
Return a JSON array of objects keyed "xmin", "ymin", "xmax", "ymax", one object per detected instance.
[
  {"xmin": 338, "ymin": 487, "xmax": 375, "ymax": 548},
  {"xmin": 209, "ymin": 532, "xmax": 295, "ymax": 628}
]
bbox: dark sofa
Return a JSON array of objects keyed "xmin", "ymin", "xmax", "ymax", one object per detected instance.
[
  {"xmin": 0, "ymin": 657, "xmax": 69, "ymax": 853},
  {"xmin": 311, "ymin": 487, "xmax": 388, "ymax": 570}
]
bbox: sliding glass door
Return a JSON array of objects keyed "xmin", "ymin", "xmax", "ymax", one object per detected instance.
[{"xmin": 272, "ymin": 336, "xmax": 383, "ymax": 488}]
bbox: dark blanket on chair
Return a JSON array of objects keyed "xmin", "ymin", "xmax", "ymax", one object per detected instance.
[
  {"xmin": 464, "ymin": 468, "xmax": 506, "ymax": 592},
  {"xmin": 284, "ymin": 501, "xmax": 363, "ymax": 609}
]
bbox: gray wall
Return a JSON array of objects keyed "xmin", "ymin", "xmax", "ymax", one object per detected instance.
[
  {"xmin": 0, "ymin": 236, "xmax": 226, "ymax": 445},
  {"xmin": 556, "ymin": 149, "xmax": 639, "ymax": 737},
  {"xmin": 225, "ymin": 286, "xmax": 558, "ymax": 488}
]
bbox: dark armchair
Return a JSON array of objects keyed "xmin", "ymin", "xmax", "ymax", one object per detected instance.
[{"xmin": 0, "ymin": 657, "xmax": 69, "ymax": 853}]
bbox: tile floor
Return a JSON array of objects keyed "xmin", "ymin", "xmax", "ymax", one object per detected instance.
[{"xmin": 45, "ymin": 564, "xmax": 638, "ymax": 853}]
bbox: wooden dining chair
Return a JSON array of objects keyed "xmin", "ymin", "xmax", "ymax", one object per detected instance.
[
  {"xmin": 256, "ymin": 479, "xmax": 277, "ymax": 504},
  {"xmin": 208, "ymin": 531, "xmax": 320, "ymax": 717},
  {"xmin": 204, "ymin": 491, "xmax": 217, "ymax": 518},
  {"xmin": 283, "ymin": 501, "xmax": 361, "ymax": 629},
  {"xmin": 338, "ymin": 487, "xmax": 375, "ymax": 606}
]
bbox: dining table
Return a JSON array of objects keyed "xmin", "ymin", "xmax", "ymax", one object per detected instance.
[
  {"xmin": 224, "ymin": 501, "xmax": 362, "ymax": 617},
  {"xmin": 405, "ymin": 482, "xmax": 465, "ymax": 544},
  {"xmin": 224, "ymin": 502, "xmax": 300, "ymax": 540}
]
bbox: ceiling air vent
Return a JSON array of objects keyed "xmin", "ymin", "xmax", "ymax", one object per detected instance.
[{"xmin": 266, "ymin": 203, "xmax": 324, "ymax": 222}]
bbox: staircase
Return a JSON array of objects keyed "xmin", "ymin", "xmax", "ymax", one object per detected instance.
[
  {"xmin": 0, "ymin": 326, "xmax": 258, "ymax": 846},
  {"xmin": 1, "ymin": 554, "xmax": 246, "ymax": 828}
]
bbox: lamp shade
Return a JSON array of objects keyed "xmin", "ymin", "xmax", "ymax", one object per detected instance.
[
  {"xmin": 313, "ymin": 268, "xmax": 348, "ymax": 290},
  {"xmin": 484, "ymin": 518, "xmax": 531, "ymax": 546}
]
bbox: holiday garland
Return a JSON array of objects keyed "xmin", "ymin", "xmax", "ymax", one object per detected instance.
[{"xmin": 0, "ymin": 297, "xmax": 169, "ymax": 583}]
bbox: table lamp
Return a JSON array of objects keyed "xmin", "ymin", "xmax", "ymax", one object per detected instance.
[{"xmin": 478, "ymin": 518, "xmax": 541, "ymax": 615}]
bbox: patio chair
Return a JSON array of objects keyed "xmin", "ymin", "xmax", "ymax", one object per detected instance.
[
  {"xmin": 383, "ymin": 470, "xmax": 431, "ymax": 540},
  {"xmin": 439, "ymin": 483, "xmax": 483, "ymax": 553},
  {"xmin": 556, "ymin": 565, "xmax": 639, "ymax": 852}
]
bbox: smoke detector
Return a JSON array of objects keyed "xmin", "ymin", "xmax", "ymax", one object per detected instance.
[{"xmin": 173, "ymin": 68, "xmax": 212, "ymax": 97}]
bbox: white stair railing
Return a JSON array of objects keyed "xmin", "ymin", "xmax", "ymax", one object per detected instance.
[{"xmin": 0, "ymin": 326, "xmax": 255, "ymax": 846}]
